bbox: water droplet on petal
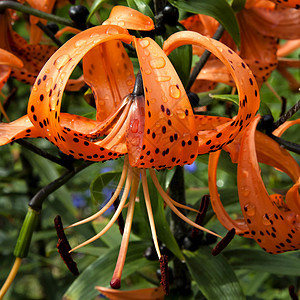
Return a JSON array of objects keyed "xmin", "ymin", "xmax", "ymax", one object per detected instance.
[
  {"xmin": 240, "ymin": 186, "xmax": 250, "ymax": 197},
  {"xmin": 45, "ymin": 78, "xmax": 53, "ymax": 92},
  {"xmin": 32, "ymin": 85, "xmax": 38, "ymax": 92},
  {"xmin": 145, "ymin": 69, "xmax": 152, "ymax": 75},
  {"xmin": 106, "ymin": 27, "xmax": 119, "ymax": 35},
  {"xmin": 117, "ymin": 21, "xmax": 125, "ymax": 27},
  {"xmin": 140, "ymin": 39, "xmax": 150, "ymax": 48},
  {"xmin": 126, "ymin": 80, "xmax": 133, "ymax": 86},
  {"xmin": 131, "ymin": 119, "xmax": 139, "ymax": 133},
  {"xmin": 244, "ymin": 203, "xmax": 255, "ymax": 216},
  {"xmin": 54, "ymin": 54, "xmax": 70, "ymax": 70},
  {"xmin": 75, "ymin": 40, "xmax": 86, "ymax": 48},
  {"xmin": 155, "ymin": 76, "xmax": 171, "ymax": 82},
  {"xmin": 130, "ymin": 137, "xmax": 140, "ymax": 146},
  {"xmin": 169, "ymin": 85, "xmax": 181, "ymax": 99},
  {"xmin": 150, "ymin": 57, "xmax": 166, "ymax": 69},
  {"xmin": 176, "ymin": 109, "xmax": 186, "ymax": 119},
  {"xmin": 262, "ymin": 214, "xmax": 271, "ymax": 226}
]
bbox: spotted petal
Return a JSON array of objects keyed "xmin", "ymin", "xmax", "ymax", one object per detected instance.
[
  {"xmin": 132, "ymin": 37, "xmax": 198, "ymax": 169},
  {"xmin": 28, "ymin": 25, "xmax": 133, "ymax": 161},
  {"xmin": 163, "ymin": 31, "xmax": 260, "ymax": 154}
]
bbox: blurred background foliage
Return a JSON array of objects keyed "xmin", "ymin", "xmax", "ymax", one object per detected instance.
[{"xmin": 0, "ymin": 0, "xmax": 299, "ymax": 299}]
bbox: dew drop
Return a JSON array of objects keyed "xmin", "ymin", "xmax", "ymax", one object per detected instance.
[
  {"xmin": 54, "ymin": 54, "xmax": 70, "ymax": 70},
  {"xmin": 32, "ymin": 85, "xmax": 38, "ymax": 92},
  {"xmin": 45, "ymin": 78, "xmax": 53, "ymax": 92},
  {"xmin": 240, "ymin": 186, "xmax": 250, "ymax": 197},
  {"xmin": 106, "ymin": 28, "xmax": 119, "ymax": 35},
  {"xmin": 262, "ymin": 215, "xmax": 271, "ymax": 226},
  {"xmin": 75, "ymin": 40, "xmax": 86, "ymax": 48},
  {"xmin": 169, "ymin": 85, "xmax": 181, "ymax": 99},
  {"xmin": 145, "ymin": 69, "xmax": 152, "ymax": 75},
  {"xmin": 150, "ymin": 57, "xmax": 166, "ymax": 69},
  {"xmin": 244, "ymin": 203, "xmax": 255, "ymax": 216},
  {"xmin": 117, "ymin": 21, "xmax": 125, "ymax": 27},
  {"xmin": 155, "ymin": 76, "xmax": 171, "ymax": 82},
  {"xmin": 131, "ymin": 119, "xmax": 139, "ymax": 133},
  {"xmin": 176, "ymin": 109, "xmax": 186, "ymax": 119},
  {"xmin": 130, "ymin": 137, "xmax": 140, "ymax": 146},
  {"xmin": 126, "ymin": 80, "xmax": 133, "ymax": 86},
  {"xmin": 139, "ymin": 39, "xmax": 150, "ymax": 48}
]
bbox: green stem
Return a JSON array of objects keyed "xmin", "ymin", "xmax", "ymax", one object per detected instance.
[
  {"xmin": 186, "ymin": 24, "xmax": 224, "ymax": 91},
  {"xmin": 0, "ymin": 1, "xmax": 75, "ymax": 27}
]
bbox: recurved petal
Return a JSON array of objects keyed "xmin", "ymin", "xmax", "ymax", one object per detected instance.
[
  {"xmin": 27, "ymin": 25, "xmax": 132, "ymax": 161},
  {"xmin": 237, "ymin": 115, "xmax": 300, "ymax": 253},
  {"xmin": 0, "ymin": 115, "xmax": 42, "ymax": 145},
  {"xmin": 103, "ymin": 6, "xmax": 154, "ymax": 31},
  {"xmin": 95, "ymin": 286, "xmax": 165, "ymax": 300},
  {"xmin": 163, "ymin": 31, "xmax": 260, "ymax": 155},
  {"xmin": 268, "ymin": 0, "xmax": 300, "ymax": 9},
  {"xmin": 83, "ymin": 39, "xmax": 135, "ymax": 121},
  {"xmin": 0, "ymin": 49, "xmax": 23, "ymax": 68},
  {"xmin": 133, "ymin": 37, "xmax": 198, "ymax": 169}
]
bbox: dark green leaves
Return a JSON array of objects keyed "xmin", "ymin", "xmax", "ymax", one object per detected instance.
[
  {"xmin": 169, "ymin": 0, "xmax": 240, "ymax": 47},
  {"xmin": 184, "ymin": 247, "xmax": 245, "ymax": 300}
]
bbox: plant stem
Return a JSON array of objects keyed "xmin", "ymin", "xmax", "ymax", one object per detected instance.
[
  {"xmin": 0, "ymin": 257, "xmax": 22, "ymax": 299},
  {"xmin": 274, "ymin": 100, "xmax": 300, "ymax": 128},
  {"xmin": 0, "ymin": 1, "xmax": 74, "ymax": 27},
  {"xmin": 29, "ymin": 161, "xmax": 93, "ymax": 210},
  {"xmin": 36, "ymin": 21, "xmax": 63, "ymax": 47},
  {"xmin": 186, "ymin": 24, "xmax": 224, "ymax": 91},
  {"xmin": 16, "ymin": 140, "xmax": 74, "ymax": 169},
  {"xmin": 169, "ymin": 166, "xmax": 192, "ymax": 295}
]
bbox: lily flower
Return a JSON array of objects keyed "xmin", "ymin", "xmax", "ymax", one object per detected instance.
[
  {"xmin": 0, "ymin": 9, "xmax": 84, "ymax": 91},
  {"xmin": 0, "ymin": 6, "xmax": 260, "ymax": 288},
  {"xmin": 181, "ymin": 0, "xmax": 300, "ymax": 91},
  {"xmin": 208, "ymin": 115, "xmax": 300, "ymax": 254}
]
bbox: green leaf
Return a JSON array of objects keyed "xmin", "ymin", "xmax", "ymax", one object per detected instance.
[
  {"xmin": 87, "ymin": 0, "xmax": 106, "ymax": 23},
  {"xmin": 138, "ymin": 172, "xmax": 184, "ymax": 260},
  {"xmin": 223, "ymin": 249, "xmax": 300, "ymax": 276},
  {"xmin": 169, "ymin": 0, "xmax": 240, "ymax": 47},
  {"xmin": 184, "ymin": 247, "xmax": 245, "ymax": 300},
  {"xmin": 90, "ymin": 171, "xmax": 121, "ymax": 206},
  {"xmin": 63, "ymin": 241, "xmax": 155, "ymax": 300},
  {"xmin": 127, "ymin": 0, "xmax": 155, "ymax": 19},
  {"xmin": 210, "ymin": 94, "xmax": 239, "ymax": 106}
]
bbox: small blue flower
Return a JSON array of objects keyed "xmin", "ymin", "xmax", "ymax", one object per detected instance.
[
  {"xmin": 72, "ymin": 193, "xmax": 87, "ymax": 208},
  {"xmin": 184, "ymin": 161, "xmax": 197, "ymax": 173}
]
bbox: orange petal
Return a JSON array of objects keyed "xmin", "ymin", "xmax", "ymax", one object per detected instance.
[
  {"xmin": 237, "ymin": 115, "xmax": 300, "ymax": 253},
  {"xmin": 286, "ymin": 179, "xmax": 300, "ymax": 215},
  {"xmin": 0, "ymin": 49, "xmax": 23, "ymax": 68},
  {"xmin": 103, "ymin": 6, "xmax": 154, "ymax": 31},
  {"xmin": 0, "ymin": 115, "xmax": 41, "ymax": 145},
  {"xmin": 163, "ymin": 31, "xmax": 260, "ymax": 154},
  {"xmin": 277, "ymin": 39, "xmax": 300, "ymax": 57},
  {"xmin": 132, "ymin": 37, "xmax": 198, "ymax": 169},
  {"xmin": 273, "ymin": 118, "xmax": 300, "ymax": 137},
  {"xmin": 83, "ymin": 40, "xmax": 135, "ymax": 121},
  {"xmin": 27, "ymin": 25, "xmax": 133, "ymax": 161},
  {"xmin": 267, "ymin": 0, "xmax": 300, "ymax": 9},
  {"xmin": 241, "ymin": 6, "xmax": 300, "ymax": 40},
  {"xmin": 95, "ymin": 286, "xmax": 165, "ymax": 300},
  {"xmin": 208, "ymin": 150, "xmax": 252, "ymax": 236}
]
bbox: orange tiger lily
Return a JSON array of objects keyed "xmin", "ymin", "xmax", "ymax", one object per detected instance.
[
  {"xmin": 0, "ymin": 9, "xmax": 84, "ymax": 91},
  {"xmin": 182, "ymin": 0, "xmax": 300, "ymax": 91},
  {"xmin": 0, "ymin": 6, "xmax": 260, "ymax": 288},
  {"xmin": 208, "ymin": 115, "xmax": 300, "ymax": 254}
]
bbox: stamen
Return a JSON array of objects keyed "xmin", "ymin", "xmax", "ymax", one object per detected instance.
[
  {"xmin": 54, "ymin": 215, "xmax": 79, "ymax": 275},
  {"xmin": 191, "ymin": 195, "xmax": 209, "ymax": 239},
  {"xmin": 159, "ymin": 255, "xmax": 169, "ymax": 295},
  {"xmin": 65, "ymin": 157, "xmax": 129, "ymax": 229},
  {"xmin": 110, "ymin": 168, "xmax": 140, "ymax": 289},
  {"xmin": 289, "ymin": 285, "xmax": 298, "ymax": 300},
  {"xmin": 141, "ymin": 169, "xmax": 161, "ymax": 259},
  {"xmin": 70, "ymin": 166, "xmax": 133, "ymax": 252},
  {"xmin": 211, "ymin": 228, "xmax": 236, "ymax": 256},
  {"xmin": 113, "ymin": 195, "xmax": 125, "ymax": 235},
  {"xmin": 149, "ymin": 169, "xmax": 222, "ymax": 239}
]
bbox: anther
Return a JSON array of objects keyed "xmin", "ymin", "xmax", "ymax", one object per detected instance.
[
  {"xmin": 131, "ymin": 70, "xmax": 144, "ymax": 97},
  {"xmin": 191, "ymin": 195, "xmax": 209, "ymax": 239},
  {"xmin": 211, "ymin": 228, "xmax": 236, "ymax": 256},
  {"xmin": 159, "ymin": 255, "xmax": 169, "ymax": 295},
  {"xmin": 54, "ymin": 215, "xmax": 79, "ymax": 275}
]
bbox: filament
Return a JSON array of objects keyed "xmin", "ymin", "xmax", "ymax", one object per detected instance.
[
  {"xmin": 149, "ymin": 169, "xmax": 222, "ymax": 239},
  {"xmin": 141, "ymin": 169, "xmax": 161, "ymax": 259}
]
